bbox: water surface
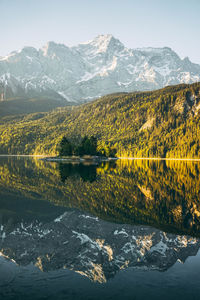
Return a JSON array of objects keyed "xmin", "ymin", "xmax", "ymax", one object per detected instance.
[{"xmin": 0, "ymin": 157, "xmax": 200, "ymax": 299}]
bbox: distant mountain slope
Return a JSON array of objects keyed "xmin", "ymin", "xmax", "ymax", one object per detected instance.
[
  {"xmin": 0, "ymin": 95, "xmax": 72, "ymax": 117},
  {"xmin": 0, "ymin": 82, "xmax": 199, "ymax": 158},
  {"xmin": 0, "ymin": 34, "xmax": 200, "ymax": 106}
]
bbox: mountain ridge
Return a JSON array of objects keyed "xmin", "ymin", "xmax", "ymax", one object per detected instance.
[{"xmin": 0, "ymin": 34, "xmax": 200, "ymax": 106}]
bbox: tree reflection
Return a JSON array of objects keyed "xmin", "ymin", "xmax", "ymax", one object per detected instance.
[
  {"xmin": 59, "ymin": 163, "xmax": 97, "ymax": 183},
  {"xmin": 0, "ymin": 157, "xmax": 200, "ymax": 237}
]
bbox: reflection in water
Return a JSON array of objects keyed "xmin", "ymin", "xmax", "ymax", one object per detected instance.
[
  {"xmin": 1, "ymin": 157, "xmax": 200, "ymax": 236},
  {"xmin": 1, "ymin": 157, "xmax": 200, "ymax": 299},
  {"xmin": 59, "ymin": 162, "xmax": 98, "ymax": 182},
  {"xmin": 0, "ymin": 210, "xmax": 199, "ymax": 283}
]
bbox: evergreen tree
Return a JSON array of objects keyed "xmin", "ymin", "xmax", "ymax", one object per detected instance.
[{"xmin": 59, "ymin": 137, "xmax": 72, "ymax": 156}]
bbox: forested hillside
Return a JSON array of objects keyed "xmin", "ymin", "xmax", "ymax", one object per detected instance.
[{"xmin": 0, "ymin": 82, "xmax": 200, "ymax": 158}]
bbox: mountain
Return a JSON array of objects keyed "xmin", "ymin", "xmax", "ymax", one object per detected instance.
[
  {"xmin": 0, "ymin": 34, "xmax": 200, "ymax": 106},
  {"xmin": 0, "ymin": 82, "xmax": 200, "ymax": 158}
]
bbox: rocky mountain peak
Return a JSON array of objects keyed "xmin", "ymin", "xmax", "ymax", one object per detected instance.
[
  {"xmin": 77, "ymin": 34, "xmax": 124, "ymax": 56},
  {"xmin": 40, "ymin": 41, "xmax": 70, "ymax": 58},
  {"xmin": 21, "ymin": 46, "xmax": 38, "ymax": 56},
  {"xmin": 88, "ymin": 34, "xmax": 124, "ymax": 52},
  {"xmin": 0, "ymin": 34, "xmax": 200, "ymax": 104}
]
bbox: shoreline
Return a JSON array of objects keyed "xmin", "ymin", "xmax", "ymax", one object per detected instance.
[
  {"xmin": 119, "ymin": 157, "xmax": 200, "ymax": 162},
  {"xmin": 0, "ymin": 154, "xmax": 47, "ymax": 158},
  {"xmin": 40, "ymin": 156, "xmax": 118, "ymax": 163},
  {"xmin": 0, "ymin": 154, "xmax": 200, "ymax": 162}
]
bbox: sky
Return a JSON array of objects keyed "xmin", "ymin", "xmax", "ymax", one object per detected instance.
[{"xmin": 0, "ymin": 0, "xmax": 200, "ymax": 63}]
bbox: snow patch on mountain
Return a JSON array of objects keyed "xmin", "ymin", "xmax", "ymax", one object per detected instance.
[{"xmin": 0, "ymin": 35, "xmax": 200, "ymax": 104}]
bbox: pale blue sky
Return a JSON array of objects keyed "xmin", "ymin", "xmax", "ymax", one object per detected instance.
[{"xmin": 0, "ymin": 0, "xmax": 200, "ymax": 63}]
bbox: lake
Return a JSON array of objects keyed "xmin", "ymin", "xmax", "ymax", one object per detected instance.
[{"xmin": 0, "ymin": 156, "xmax": 200, "ymax": 300}]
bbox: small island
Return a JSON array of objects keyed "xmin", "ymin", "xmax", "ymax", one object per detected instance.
[{"xmin": 42, "ymin": 135, "xmax": 117, "ymax": 163}]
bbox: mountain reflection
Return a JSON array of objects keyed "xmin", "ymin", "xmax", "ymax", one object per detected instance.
[
  {"xmin": 0, "ymin": 210, "xmax": 199, "ymax": 283},
  {"xmin": 1, "ymin": 157, "xmax": 200, "ymax": 283}
]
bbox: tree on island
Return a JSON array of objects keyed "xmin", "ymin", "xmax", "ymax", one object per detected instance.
[
  {"xmin": 59, "ymin": 135, "xmax": 116, "ymax": 157},
  {"xmin": 78, "ymin": 136, "xmax": 97, "ymax": 156},
  {"xmin": 59, "ymin": 137, "xmax": 72, "ymax": 156}
]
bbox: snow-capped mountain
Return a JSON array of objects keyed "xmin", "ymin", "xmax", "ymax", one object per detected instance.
[{"xmin": 0, "ymin": 34, "xmax": 200, "ymax": 104}]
